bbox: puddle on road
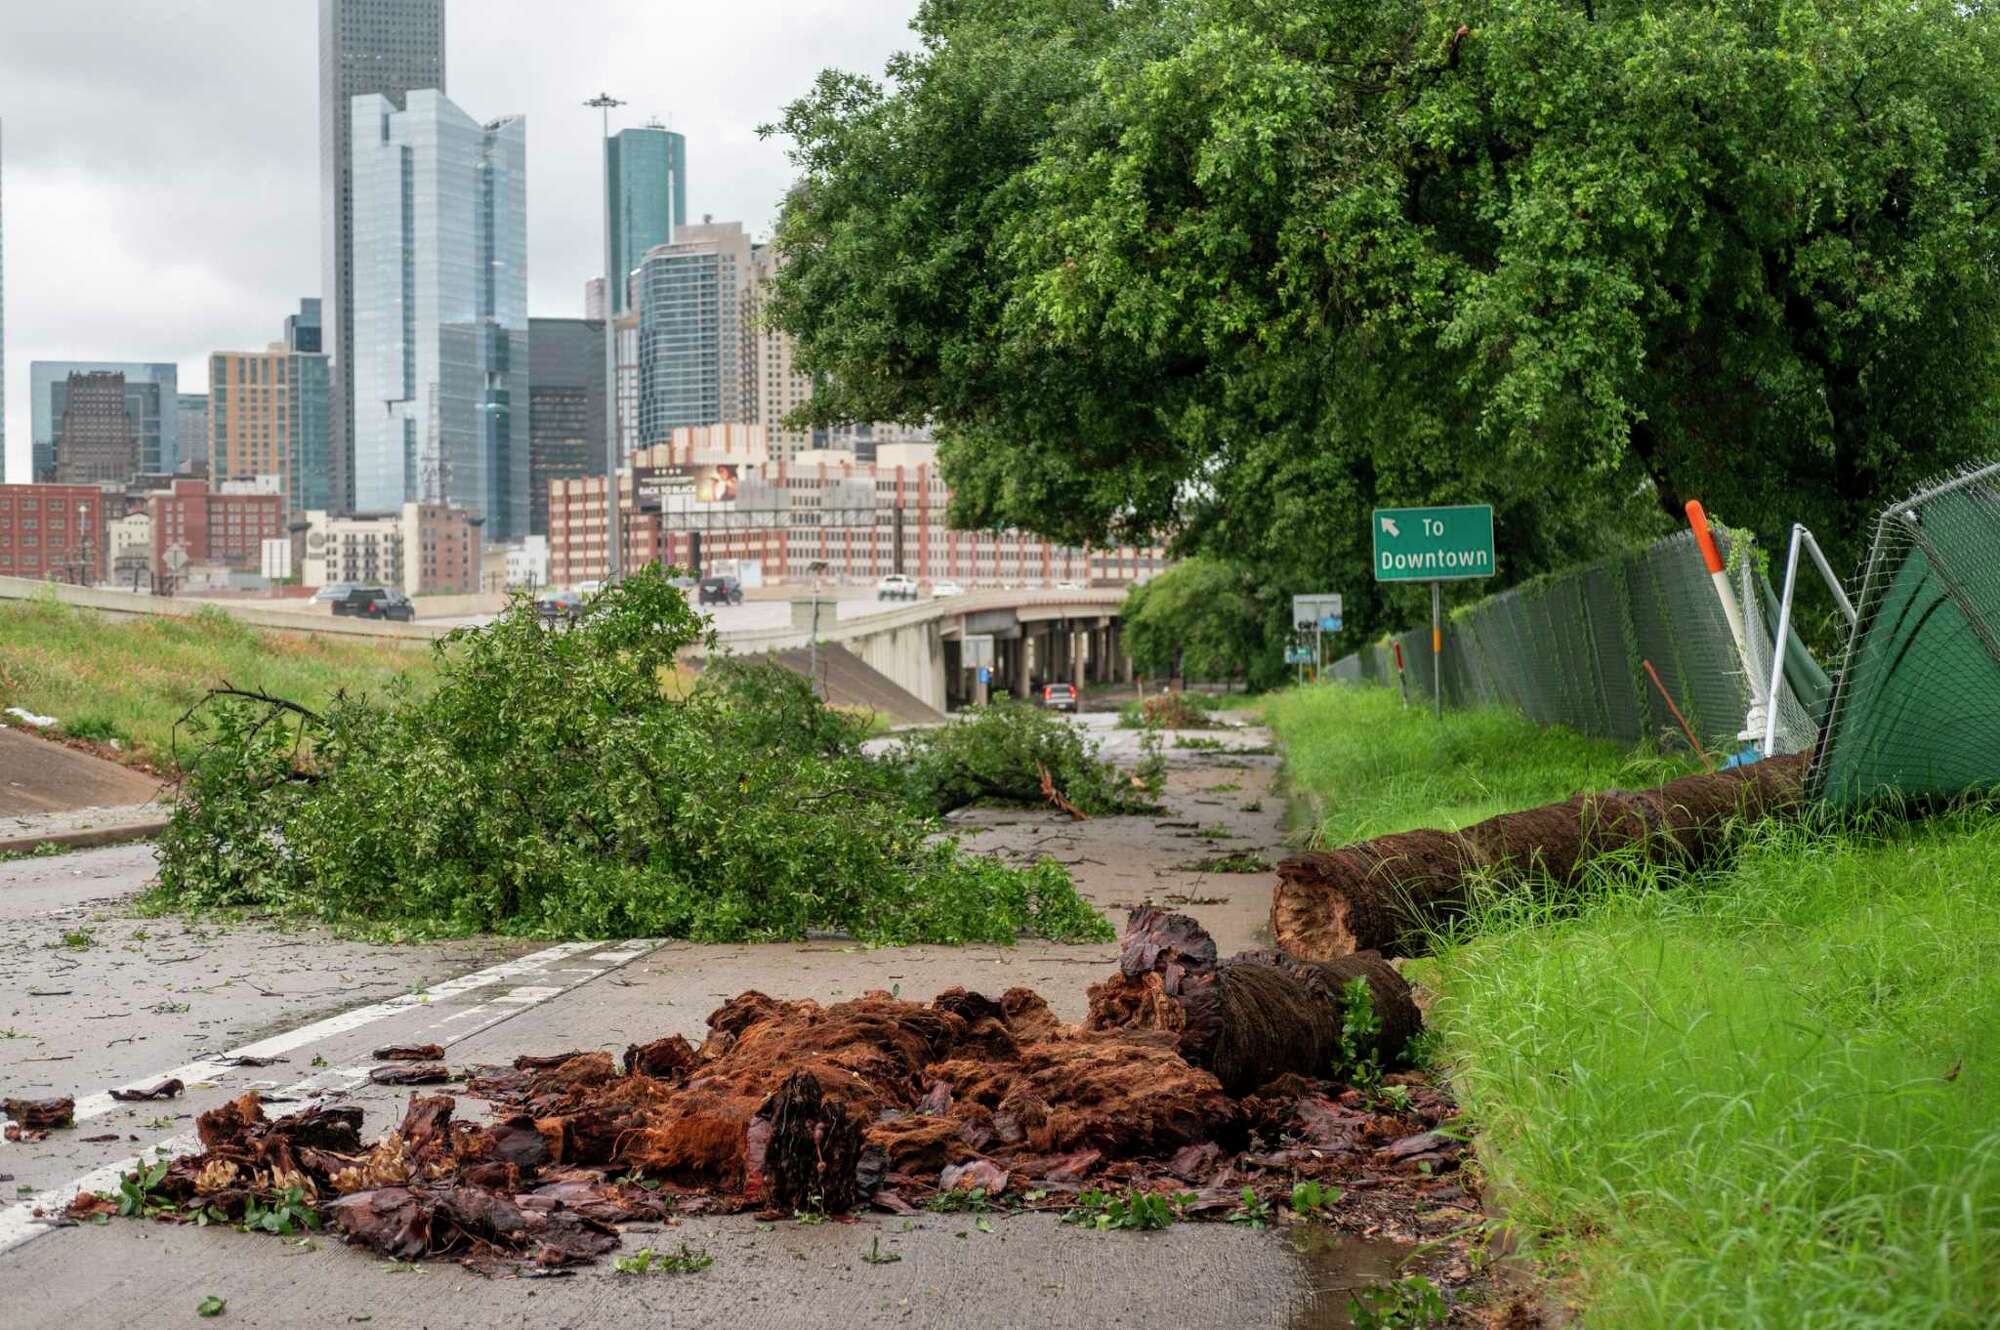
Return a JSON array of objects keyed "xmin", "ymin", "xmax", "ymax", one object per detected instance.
[{"xmin": 1285, "ymin": 1226, "xmax": 1414, "ymax": 1329}]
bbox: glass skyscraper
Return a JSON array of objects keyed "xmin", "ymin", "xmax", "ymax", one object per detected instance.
[
  {"xmin": 635, "ymin": 223, "xmax": 751, "ymax": 446},
  {"xmin": 30, "ymin": 361, "xmax": 179, "ymax": 480},
  {"xmin": 607, "ymin": 125, "xmax": 687, "ymax": 315},
  {"xmin": 319, "ymin": 0, "xmax": 446, "ymax": 515},
  {"xmin": 527, "ymin": 317, "xmax": 607, "ymax": 537},
  {"xmin": 350, "ymin": 90, "xmax": 529, "ymax": 541},
  {"xmin": 287, "ymin": 299, "xmax": 332, "ymax": 513}
]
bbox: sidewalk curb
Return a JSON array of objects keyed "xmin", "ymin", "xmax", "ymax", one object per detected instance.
[{"xmin": 0, "ymin": 818, "xmax": 170, "ymax": 858}]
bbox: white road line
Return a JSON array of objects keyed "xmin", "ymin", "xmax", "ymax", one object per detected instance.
[
  {"xmin": 36, "ymin": 941, "xmax": 600, "ymax": 1128},
  {"xmin": 0, "ymin": 1065, "xmax": 374, "ymax": 1256},
  {"xmin": 0, "ymin": 937, "xmax": 664, "ymax": 1258}
]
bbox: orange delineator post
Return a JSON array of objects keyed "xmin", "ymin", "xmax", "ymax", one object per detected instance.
[{"xmin": 1686, "ymin": 500, "xmax": 1748, "ymax": 656}]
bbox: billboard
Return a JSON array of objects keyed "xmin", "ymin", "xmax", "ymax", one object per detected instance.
[{"xmin": 635, "ymin": 464, "xmax": 741, "ymax": 512}]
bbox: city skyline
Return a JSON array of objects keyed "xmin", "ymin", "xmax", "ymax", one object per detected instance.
[{"xmin": 0, "ymin": 0, "xmax": 921, "ymax": 484}]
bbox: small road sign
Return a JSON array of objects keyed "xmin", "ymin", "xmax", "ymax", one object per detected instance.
[
  {"xmin": 1292, "ymin": 594, "xmax": 1344, "ymax": 631},
  {"xmin": 1371, "ymin": 505, "xmax": 1496, "ymax": 583},
  {"xmin": 1319, "ymin": 615, "xmax": 1343, "ymax": 633}
]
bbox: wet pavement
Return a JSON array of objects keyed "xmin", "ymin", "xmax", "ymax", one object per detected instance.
[{"xmin": 0, "ymin": 715, "xmax": 1454, "ymax": 1329}]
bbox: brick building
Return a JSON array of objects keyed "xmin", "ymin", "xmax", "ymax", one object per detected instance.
[
  {"xmin": 547, "ymin": 426, "xmax": 1168, "ymax": 589},
  {"xmin": 149, "ymin": 478, "xmax": 286, "ymax": 574},
  {"xmin": 0, "ymin": 484, "xmax": 112, "ymax": 582},
  {"xmin": 300, "ymin": 502, "xmax": 482, "ymax": 594}
]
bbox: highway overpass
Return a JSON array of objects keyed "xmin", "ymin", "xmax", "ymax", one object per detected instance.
[
  {"xmin": 708, "ymin": 588, "xmax": 1132, "ymax": 712},
  {"xmin": 0, "ymin": 577, "xmax": 1133, "ymax": 713}
]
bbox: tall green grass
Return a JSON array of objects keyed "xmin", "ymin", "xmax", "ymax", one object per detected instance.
[
  {"xmin": 1264, "ymin": 682, "xmax": 1694, "ymax": 844},
  {"xmin": 0, "ymin": 597, "xmax": 435, "ymax": 768},
  {"xmin": 1272, "ymin": 683, "xmax": 2000, "ymax": 1327},
  {"xmin": 1438, "ymin": 815, "xmax": 2000, "ymax": 1328}
]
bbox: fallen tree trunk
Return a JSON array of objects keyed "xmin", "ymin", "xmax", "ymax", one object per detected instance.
[
  {"xmin": 1273, "ymin": 754, "xmax": 1810, "ymax": 960},
  {"xmin": 1087, "ymin": 907, "xmax": 1422, "ymax": 1094}
]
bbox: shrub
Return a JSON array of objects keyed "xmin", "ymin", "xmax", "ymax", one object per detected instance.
[
  {"xmin": 151, "ymin": 568, "xmax": 1110, "ymax": 945},
  {"xmin": 884, "ymin": 700, "xmax": 1160, "ymax": 816}
]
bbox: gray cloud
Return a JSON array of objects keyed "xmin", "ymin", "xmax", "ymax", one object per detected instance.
[{"xmin": 2, "ymin": 0, "xmax": 916, "ymax": 480}]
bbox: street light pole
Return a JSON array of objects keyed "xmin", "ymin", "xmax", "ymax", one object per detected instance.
[{"xmin": 586, "ymin": 92, "xmax": 627, "ymax": 585}]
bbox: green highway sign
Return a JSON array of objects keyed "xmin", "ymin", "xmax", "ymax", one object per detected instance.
[{"xmin": 1371, "ymin": 505, "xmax": 1497, "ymax": 583}]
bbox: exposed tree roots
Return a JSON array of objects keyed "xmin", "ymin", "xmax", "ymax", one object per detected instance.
[{"xmin": 70, "ymin": 911, "xmax": 1458, "ymax": 1270}]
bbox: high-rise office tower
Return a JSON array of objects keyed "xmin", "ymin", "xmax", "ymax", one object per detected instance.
[
  {"xmin": 53, "ymin": 372, "xmax": 137, "ymax": 486},
  {"xmin": 209, "ymin": 299, "xmax": 331, "ymax": 513},
  {"xmin": 31, "ymin": 362, "xmax": 179, "ymax": 481},
  {"xmin": 748, "ymin": 243, "xmax": 813, "ymax": 460},
  {"xmin": 607, "ymin": 124, "xmax": 687, "ymax": 316},
  {"xmin": 176, "ymin": 394, "xmax": 210, "ymax": 474},
  {"xmin": 527, "ymin": 318, "xmax": 608, "ymax": 538},
  {"xmin": 350, "ymin": 90, "xmax": 528, "ymax": 540},
  {"xmin": 635, "ymin": 222, "xmax": 753, "ymax": 446},
  {"xmin": 319, "ymin": 0, "xmax": 446, "ymax": 516}
]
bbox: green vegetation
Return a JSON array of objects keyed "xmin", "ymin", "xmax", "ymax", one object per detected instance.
[
  {"xmin": 766, "ymin": 0, "xmax": 2000, "ymax": 649},
  {"xmin": 1118, "ymin": 691, "xmax": 1221, "ymax": 731},
  {"xmin": 1119, "ymin": 559, "xmax": 1266, "ymax": 688},
  {"xmin": 613, "ymin": 1243, "xmax": 713, "ymax": 1276},
  {"xmin": 1265, "ymin": 684, "xmax": 1691, "ymax": 844},
  {"xmin": 0, "ymin": 595, "xmax": 433, "ymax": 767},
  {"xmin": 1349, "ymin": 1276, "xmax": 1447, "ymax": 1330},
  {"xmin": 1176, "ymin": 852, "xmax": 1269, "ymax": 874},
  {"xmin": 887, "ymin": 700, "xmax": 1160, "ymax": 817},
  {"xmin": 1438, "ymin": 812, "xmax": 2000, "ymax": 1329},
  {"xmin": 1277, "ymin": 683, "xmax": 2000, "ymax": 1328},
  {"xmin": 151, "ymin": 570, "xmax": 1113, "ymax": 946},
  {"xmin": 1060, "ymin": 1188, "xmax": 1194, "ymax": 1232}
]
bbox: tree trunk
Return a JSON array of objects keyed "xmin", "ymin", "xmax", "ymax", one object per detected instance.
[
  {"xmin": 1088, "ymin": 907, "xmax": 1423, "ymax": 1094},
  {"xmin": 1272, "ymin": 755, "xmax": 1809, "ymax": 959}
]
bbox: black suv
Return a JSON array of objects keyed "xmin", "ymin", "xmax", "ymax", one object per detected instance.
[
  {"xmin": 330, "ymin": 587, "xmax": 414, "ymax": 622},
  {"xmin": 698, "ymin": 576, "xmax": 744, "ymax": 606}
]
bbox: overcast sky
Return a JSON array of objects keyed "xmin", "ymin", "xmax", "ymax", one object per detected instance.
[{"xmin": 0, "ymin": 0, "xmax": 917, "ymax": 482}]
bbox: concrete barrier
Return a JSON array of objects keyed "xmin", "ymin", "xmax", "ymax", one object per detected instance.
[{"xmin": 0, "ymin": 577, "xmax": 446, "ymax": 643}]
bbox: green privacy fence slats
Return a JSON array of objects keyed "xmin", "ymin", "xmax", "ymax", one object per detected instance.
[{"xmin": 1810, "ymin": 463, "xmax": 2000, "ymax": 808}]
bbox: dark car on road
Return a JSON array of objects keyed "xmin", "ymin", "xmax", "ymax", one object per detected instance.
[
  {"xmin": 698, "ymin": 576, "xmax": 745, "ymax": 606},
  {"xmin": 537, "ymin": 589, "xmax": 586, "ymax": 624},
  {"xmin": 1040, "ymin": 683, "xmax": 1079, "ymax": 712},
  {"xmin": 330, "ymin": 587, "xmax": 414, "ymax": 622}
]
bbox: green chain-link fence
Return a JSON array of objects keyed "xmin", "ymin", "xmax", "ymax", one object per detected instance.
[
  {"xmin": 1328, "ymin": 530, "xmax": 1817, "ymax": 752},
  {"xmin": 1810, "ymin": 462, "xmax": 2000, "ymax": 808}
]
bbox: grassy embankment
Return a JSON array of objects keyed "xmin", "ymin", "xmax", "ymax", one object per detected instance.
[
  {"xmin": 1271, "ymin": 683, "xmax": 2000, "ymax": 1329},
  {"xmin": 0, "ymin": 596, "xmax": 436, "ymax": 768}
]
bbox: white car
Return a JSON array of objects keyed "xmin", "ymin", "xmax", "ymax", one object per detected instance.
[
  {"xmin": 1054, "ymin": 580, "xmax": 1086, "ymax": 591},
  {"xmin": 931, "ymin": 580, "xmax": 965, "ymax": 597},
  {"xmin": 876, "ymin": 573, "xmax": 919, "ymax": 601}
]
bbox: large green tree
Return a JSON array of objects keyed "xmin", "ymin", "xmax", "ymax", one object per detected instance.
[
  {"xmin": 1120, "ymin": 557, "xmax": 1269, "ymax": 686},
  {"xmin": 766, "ymin": 0, "xmax": 2000, "ymax": 640}
]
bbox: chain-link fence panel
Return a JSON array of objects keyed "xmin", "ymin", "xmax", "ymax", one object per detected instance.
[
  {"xmin": 1326, "ymin": 529, "xmax": 1824, "ymax": 752},
  {"xmin": 1810, "ymin": 462, "xmax": 2000, "ymax": 807}
]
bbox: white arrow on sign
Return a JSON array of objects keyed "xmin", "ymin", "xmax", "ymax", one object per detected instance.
[{"xmin": 1380, "ymin": 517, "xmax": 1401, "ymax": 538}]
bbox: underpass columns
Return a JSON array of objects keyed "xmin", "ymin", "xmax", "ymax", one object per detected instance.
[{"xmin": 1012, "ymin": 634, "xmax": 1032, "ymax": 699}]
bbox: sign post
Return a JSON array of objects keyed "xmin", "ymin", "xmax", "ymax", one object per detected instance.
[
  {"xmin": 1371, "ymin": 506, "xmax": 1496, "ymax": 720},
  {"xmin": 1292, "ymin": 594, "xmax": 1343, "ymax": 685}
]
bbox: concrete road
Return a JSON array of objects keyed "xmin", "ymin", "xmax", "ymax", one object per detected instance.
[
  {"xmin": 426, "ymin": 592, "xmax": 920, "ymax": 634},
  {"xmin": 0, "ymin": 725, "xmax": 1411, "ymax": 1329}
]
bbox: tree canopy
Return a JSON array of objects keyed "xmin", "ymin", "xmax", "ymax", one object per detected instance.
[
  {"xmin": 1120, "ymin": 557, "xmax": 1267, "ymax": 686},
  {"xmin": 766, "ymin": 0, "xmax": 2000, "ymax": 642}
]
